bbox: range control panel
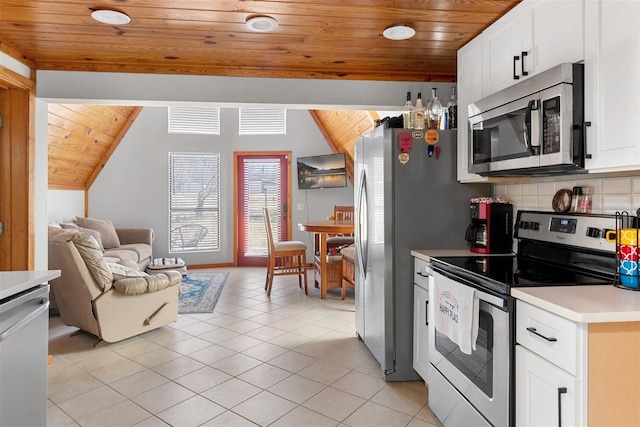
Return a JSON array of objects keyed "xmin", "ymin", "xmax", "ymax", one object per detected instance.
[{"xmin": 515, "ymin": 210, "xmax": 616, "ymax": 253}]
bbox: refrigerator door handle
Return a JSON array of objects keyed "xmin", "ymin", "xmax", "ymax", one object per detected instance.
[
  {"xmin": 0, "ymin": 299, "xmax": 49, "ymax": 343},
  {"xmin": 356, "ymin": 170, "xmax": 368, "ymax": 278}
]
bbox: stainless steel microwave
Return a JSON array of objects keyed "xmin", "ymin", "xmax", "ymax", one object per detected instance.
[{"xmin": 468, "ymin": 63, "xmax": 585, "ymax": 176}]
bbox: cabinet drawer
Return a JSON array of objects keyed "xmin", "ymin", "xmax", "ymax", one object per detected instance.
[
  {"xmin": 414, "ymin": 258, "xmax": 430, "ymax": 289},
  {"xmin": 516, "ymin": 300, "xmax": 581, "ymax": 376}
]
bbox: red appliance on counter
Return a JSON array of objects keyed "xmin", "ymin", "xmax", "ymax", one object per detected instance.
[{"xmin": 465, "ymin": 197, "xmax": 513, "ymax": 254}]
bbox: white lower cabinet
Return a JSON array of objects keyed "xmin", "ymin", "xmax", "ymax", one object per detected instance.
[
  {"xmin": 516, "ymin": 300, "xmax": 586, "ymax": 426},
  {"xmin": 413, "ymin": 257, "xmax": 430, "ymax": 381},
  {"xmin": 516, "ymin": 346, "xmax": 580, "ymax": 427}
]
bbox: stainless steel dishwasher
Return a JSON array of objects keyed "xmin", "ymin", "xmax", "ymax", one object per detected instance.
[{"xmin": 1, "ymin": 272, "xmax": 57, "ymax": 427}]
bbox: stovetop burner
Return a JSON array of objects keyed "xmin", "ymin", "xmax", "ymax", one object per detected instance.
[
  {"xmin": 432, "ymin": 255, "xmax": 614, "ymax": 295},
  {"xmin": 432, "ymin": 211, "xmax": 619, "ymax": 296}
]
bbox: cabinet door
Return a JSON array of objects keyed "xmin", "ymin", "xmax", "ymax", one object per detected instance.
[
  {"xmin": 457, "ymin": 36, "xmax": 488, "ymax": 183},
  {"xmin": 523, "ymin": 0, "xmax": 585, "ymax": 76},
  {"xmin": 516, "ymin": 346, "xmax": 581, "ymax": 427},
  {"xmin": 584, "ymin": 0, "xmax": 640, "ymax": 172},
  {"xmin": 482, "ymin": 5, "xmax": 526, "ymax": 95},
  {"xmin": 412, "ymin": 283, "xmax": 429, "ymax": 381}
]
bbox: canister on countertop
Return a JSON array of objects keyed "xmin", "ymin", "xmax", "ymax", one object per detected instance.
[{"xmin": 571, "ymin": 186, "xmax": 582, "ymax": 212}]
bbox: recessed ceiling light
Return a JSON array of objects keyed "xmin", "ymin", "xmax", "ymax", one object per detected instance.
[
  {"xmin": 383, "ymin": 24, "xmax": 416, "ymax": 41},
  {"xmin": 246, "ymin": 16, "xmax": 279, "ymax": 33},
  {"xmin": 91, "ymin": 9, "xmax": 131, "ymax": 25}
]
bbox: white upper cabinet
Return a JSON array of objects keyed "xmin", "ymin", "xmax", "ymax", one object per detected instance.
[
  {"xmin": 584, "ymin": 0, "xmax": 640, "ymax": 172},
  {"xmin": 457, "ymin": 36, "xmax": 488, "ymax": 183},
  {"xmin": 482, "ymin": 5, "xmax": 527, "ymax": 95},
  {"xmin": 524, "ymin": 0, "xmax": 584, "ymax": 75},
  {"xmin": 482, "ymin": 0, "xmax": 585, "ymax": 96}
]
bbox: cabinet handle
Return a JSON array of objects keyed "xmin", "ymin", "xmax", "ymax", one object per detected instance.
[
  {"xmin": 425, "ymin": 301, "xmax": 429, "ymax": 326},
  {"xmin": 558, "ymin": 387, "xmax": 567, "ymax": 426},
  {"xmin": 526, "ymin": 327, "xmax": 557, "ymax": 342},
  {"xmin": 521, "ymin": 51, "xmax": 528, "ymax": 76},
  {"xmin": 417, "ymin": 272, "xmax": 429, "ymax": 278},
  {"xmin": 513, "ymin": 55, "xmax": 520, "ymax": 80},
  {"xmin": 584, "ymin": 121, "xmax": 592, "ymax": 159}
]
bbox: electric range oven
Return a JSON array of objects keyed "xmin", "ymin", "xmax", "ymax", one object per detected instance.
[{"xmin": 427, "ymin": 211, "xmax": 617, "ymax": 427}]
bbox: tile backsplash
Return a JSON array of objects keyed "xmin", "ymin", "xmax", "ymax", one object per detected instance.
[{"xmin": 493, "ymin": 175, "xmax": 640, "ymax": 215}]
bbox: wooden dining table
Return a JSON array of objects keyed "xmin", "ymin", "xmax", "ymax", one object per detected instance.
[{"xmin": 298, "ymin": 219, "xmax": 355, "ymax": 299}]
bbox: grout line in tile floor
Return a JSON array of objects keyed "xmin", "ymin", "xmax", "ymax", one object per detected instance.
[{"xmin": 47, "ymin": 267, "xmax": 443, "ymax": 427}]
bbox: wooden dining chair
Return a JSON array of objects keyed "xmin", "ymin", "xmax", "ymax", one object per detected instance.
[
  {"xmin": 333, "ymin": 205, "xmax": 354, "ymax": 222},
  {"xmin": 263, "ymin": 208, "xmax": 308, "ymax": 297},
  {"xmin": 327, "ymin": 205, "xmax": 355, "ymax": 248}
]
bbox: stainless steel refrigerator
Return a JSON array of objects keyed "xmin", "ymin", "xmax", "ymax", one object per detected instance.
[{"xmin": 354, "ymin": 126, "xmax": 489, "ymax": 381}]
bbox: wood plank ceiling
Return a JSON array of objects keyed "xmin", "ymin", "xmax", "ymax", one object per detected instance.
[
  {"xmin": 1, "ymin": 1, "xmax": 520, "ymax": 190},
  {"xmin": 0, "ymin": 0, "xmax": 519, "ymax": 82},
  {"xmin": 48, "ymin": 105, "xmax": 141, "ymax": 190}
]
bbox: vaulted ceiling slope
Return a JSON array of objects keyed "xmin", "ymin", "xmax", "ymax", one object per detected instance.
[
  {"xmin": 0, "ymin": 0, "xmax": 518, "ymax": 82},
  {"xmin": 48, "ymin": 105, "xmax": 141, "ymax": 190}
]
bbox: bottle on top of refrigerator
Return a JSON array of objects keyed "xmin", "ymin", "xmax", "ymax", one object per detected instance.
[
  {"xmin": 426, "ymin": 87, "xmax": 442, "ymax": 130},
  {"xmin": 413, "ymin": 92, "xmax": 425, "ymax": 130},
  {"xmin": 447, "ymin": 86, "xmax": 458, "ymax": 130},
  {"xmin": 403, "ymin": 92, "xmax": 414, "ymax": 129}
]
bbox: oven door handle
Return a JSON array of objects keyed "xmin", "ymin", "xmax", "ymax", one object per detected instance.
[{"xmin": 427, "ymin": 265, "xmax": 507, "ymax": 309}]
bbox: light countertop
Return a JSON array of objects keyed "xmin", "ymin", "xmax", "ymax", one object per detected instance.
[
  {"xmin": 512, "ymin": 285, "xmax": 640, "ymax": 323},
  {"xmin": 0, "ymin": 270, "xmax": 61, "ymax": 300},
  {"xmin": 411, "ymin": 249, "xmax": 513, "ymax": 262}
]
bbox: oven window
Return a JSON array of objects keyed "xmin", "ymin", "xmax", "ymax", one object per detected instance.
[
  {"xmin": 472, "ymin": 107, "xmax": 530, "ymax": 164},
  {"xmin": 434, "ymin": 309, "xmax": 494, "ymax": 397}
]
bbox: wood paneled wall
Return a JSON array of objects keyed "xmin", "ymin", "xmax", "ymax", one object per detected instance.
[{"xmin": 0, "ymin": 66, "xmax": 35, "ymax": 270}]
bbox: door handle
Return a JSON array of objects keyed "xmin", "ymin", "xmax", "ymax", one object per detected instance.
[
  {"xmin": 513, "ymin": 55, "xmax": 520, "ymax": 80},
  {"xmin": 584, "ymin": 121, "xmax": 592, "ymax": 159},
  {"xmin": 425, "ymin": 301, "xmax": 429, "ymax": 326},
  {"xmin": 526, "ymin": 327, "xmax": 557, "ymax": 342},
  {"xmin": 0, "ymin": 300, "xmax": 49, "ymax": 343},
  {"xmin": 558, "ymin": 387, "xmax": 567, "ymax": 426},
  {"xmin": 523, "ymin": 100, "xmax": 538, "ymax": 155},
  {"xmin": 521, "ymin": 51, "xmax": 529, "ymax": 76}
]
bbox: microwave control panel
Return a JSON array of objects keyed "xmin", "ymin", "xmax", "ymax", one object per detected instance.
[{"xmin": 542, "ymin": 96, "xmax": 561, "ymax": 154}]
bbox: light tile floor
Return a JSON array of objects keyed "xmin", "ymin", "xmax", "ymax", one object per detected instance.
[{"xmin": 47, "ymin": 267, "xmax": 443, "ymax": 427}]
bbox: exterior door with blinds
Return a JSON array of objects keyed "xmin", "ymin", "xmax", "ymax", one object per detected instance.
[{"xmin": 237, "ymin": 154, "xmax": 290, "ymax": 266}]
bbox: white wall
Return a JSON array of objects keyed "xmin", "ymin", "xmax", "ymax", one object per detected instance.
[
  {"xmin": 36, "ymin": 70, "xmax": 454, "ymax": 111},
  {"xmin": 47, "ymin": 190, "xmax": 85, "ymax": 223},
  {"xmin": 87, "ymin": 107, "xmax": 353, "ymax": 265},
  {"xmin": 34, "ymin": 100, "xmax": 49, "ymax": 270}
]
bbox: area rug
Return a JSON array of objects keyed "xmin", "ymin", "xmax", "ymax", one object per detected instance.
[{"xmin": 178, "ymin": 271, "xmax": 229, "ymax": 314}]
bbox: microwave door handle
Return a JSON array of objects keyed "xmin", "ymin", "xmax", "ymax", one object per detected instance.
[{"xmin": 523, "ymin": 100, "xmax": 538, "ymax": 155}]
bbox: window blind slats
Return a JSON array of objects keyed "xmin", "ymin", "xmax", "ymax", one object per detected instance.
[
  {"xmin": 169, "ymin": 107, "xmax": 220, "ymax": 135},
  {"xmin": 242, "ymin": 159, "xmax": 282, "ymax": 257},
  {"xmin": 169, "ymin": 153, "xmax": 220, "ymax": 252},
  {"xmin": 239, "ymin": 108, "xmax": 287, "ymax": 135}
]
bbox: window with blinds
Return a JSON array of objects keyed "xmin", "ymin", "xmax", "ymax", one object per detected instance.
[
  {"xmin": 169, "ymin": 153, "xmax": 220, "ymax": 253},
  {"xmin": 242, "ymin": 158, "xmax": 283, "ymax": 257},
  {"xmin": 239, "ymin": 108, "xmax": 287, "ymax": 135},
  {"xmin": 168, "ymin": 106, "xmax": 220, "ymax": 135}
]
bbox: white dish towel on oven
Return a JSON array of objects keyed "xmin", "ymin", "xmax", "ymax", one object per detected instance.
[{"xmin": 433, "ymin": 274, "xmax": 479, "ymax": 355}]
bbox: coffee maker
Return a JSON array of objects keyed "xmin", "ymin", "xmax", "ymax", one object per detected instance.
[{"xmin": 465, "ymin": 197, "xmax": 513, "ymax": 254}]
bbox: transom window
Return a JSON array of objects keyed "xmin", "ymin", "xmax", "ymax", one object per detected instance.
[
  {"xmin": 168, "ymin": 106, "xmax": 220, "ymax": 135},
  {"xmin": 239, "ymin": 108, "xmax": 287, "ymax": 135}
]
